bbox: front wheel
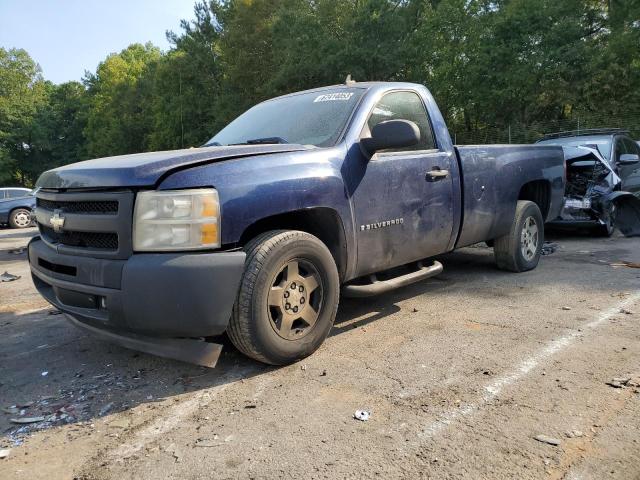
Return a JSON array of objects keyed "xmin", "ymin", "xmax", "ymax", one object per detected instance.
[
  {"xmin": 9, "ymin": 208, "xmax": 33, "ymax": 229},
  {"xmin": 494, "ymin": 200, "xmax": 544, "ymax": 272},
  {"xmin": 595, "ymin": 203, "xmax": 616, "ymax": 237},
  {"xmin": 228, "ymin": 230, "xmax": 340, "ymax": 365}
]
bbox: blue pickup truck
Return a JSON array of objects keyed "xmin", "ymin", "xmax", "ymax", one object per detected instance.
[{"xmin": 29, "ymin": 82, "xmax": 565, "ymax": 366}]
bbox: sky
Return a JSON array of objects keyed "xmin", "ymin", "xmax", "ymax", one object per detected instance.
[{"xmin": 0, "ymin": 0, "xmax": 196, "ymax": 84}]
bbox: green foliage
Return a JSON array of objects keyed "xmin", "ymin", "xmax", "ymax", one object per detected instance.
[
  {"xmin": 26, "ymin": 81, "xmax": 89, "ymax": 177},
  {"xmin": 150, "ymin": 2, "xmax": 222, "ymax": 150},
  {"xmin": 0, "ymin": 48, "xmax": 48, "ymax": 184},
  {"xmin": 1, "ymin": 0, "xmax": 639, "ymax": 184},
  {"xmin": 83, "ymin": 42, "xmax": 161, "ymax": 158}
]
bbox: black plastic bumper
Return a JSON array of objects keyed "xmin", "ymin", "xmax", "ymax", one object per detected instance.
[
  {"xmin": 28, "ymin": 237, "xmax": 246, "ymax": 338},
  {"xmin": 547, "ymin": 218, "xmax": 602, "ymax": 229}
]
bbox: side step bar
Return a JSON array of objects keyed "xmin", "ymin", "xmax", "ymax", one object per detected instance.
[{"xmin": 342, "ymin": 260, "xmax": 443, "ymax": 298}]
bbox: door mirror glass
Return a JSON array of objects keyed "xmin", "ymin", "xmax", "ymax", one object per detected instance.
[
  {"xmin": 619, "ymin": 153, "xmax": 640, "ymax": 165},
  {"xmin": 360, "ymin": 120, "xmax": 420, "ymax": 155}
]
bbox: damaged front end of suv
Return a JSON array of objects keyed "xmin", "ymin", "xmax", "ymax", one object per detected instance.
[{"xmin": 548, "ymin": 146, "xmax": 640, "ymax": 237}]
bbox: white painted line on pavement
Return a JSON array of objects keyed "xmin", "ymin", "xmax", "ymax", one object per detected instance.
[
  {"xmin": 109, "ymin": 368, "xmax": 255, "ymax": 459},
  {"xmin": 419, "ymin": 292, "xmax": 640, "ymax": 438}
]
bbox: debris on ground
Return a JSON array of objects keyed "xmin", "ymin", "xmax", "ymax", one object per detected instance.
[
  {"xmin": 541, "ymin": 242, "xmax": 558, "ymax": 256},
  {"xmin": 0, "ymin": 271, "xmax": 20, "ymax": 282},
  {"xmin": 8, "ymin": 247, "xmax": 26, "ymax": 255},
  {"xmin": 194, "ymin": 438, "xmax": 223, "ymax": 448},
  {"xmin": 300, "ymin": 365, "xmax": 307, "ymax": 371},
  {"xmin": 606, "ymin": 377, "xmax": 631, "ymax": 388},
  {"xmin": 320, "ymin": 369, "xmax": 327, "ymax": 376},
  {"xmin": 619, "ymin": 308, "xmax": 634, "ymax": 315},
  {"xmin": 610, "ymin": 261, "xmax": 640, "ymax": 269},
  {"xmin": 107, "ymin": 418, "xmax": 130, "ymax": 429},
  {"xmin": 354, "ymin": 410, "xmax": 370, "ymax": 421},
  {"xmin": 99, "ymin": 402, "xmax": 114, "ymax": 416},
  {"xmin": 10, "ymin": 416, "xmax": 45, "ymax": 424},
  {"xmin": 41, "ymin": 371, "xmax": 48, "ymax": 376},
  {"xmin": 565, "ymin": 430, "xmax": 584, "ymax": 438},
  {"xmin": 561, "ymin": 306, "xmax": 572, "ymax": 311},
  {"xmin": 0, "ymin": 448, "xmax": 10, "ymax": 459},
  {"xmin": 534, "ymin": 434, "xmax": 561, "ymax": 446},
  {"xmin": 48, "ymin": 309, "xmax": 63, "ymax": 315}
]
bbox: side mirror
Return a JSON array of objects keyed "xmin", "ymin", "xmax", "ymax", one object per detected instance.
[
  {"xmin": 619, "ymin": 153, "xmax": 640, "ymax": 165},
  {"xmin": 360, "ymin": 120, "xmax": 420, "ymax": 156}
]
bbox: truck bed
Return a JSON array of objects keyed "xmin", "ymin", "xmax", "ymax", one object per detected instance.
[{"xmin": 454, "ymin": 144, "xmax": 565, "ymax": 248}]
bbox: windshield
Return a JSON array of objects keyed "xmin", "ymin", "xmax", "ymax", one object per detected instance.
[
  {"xmin": 537, "ymin": 136, "xmax": 613, "ymax": 161},
  {"xmin": 206, "ymin": 88, "xmax": 365, "ymax": 148}
]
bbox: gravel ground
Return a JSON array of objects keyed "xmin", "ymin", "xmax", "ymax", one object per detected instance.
[{"xmin": 1, "ymin": 226, "xmax": 639, "ymax": 479}]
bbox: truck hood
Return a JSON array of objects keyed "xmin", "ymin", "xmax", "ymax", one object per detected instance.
[{"xmin": 36, "ymin": 144, "xmax": 309, "ymax": 189}]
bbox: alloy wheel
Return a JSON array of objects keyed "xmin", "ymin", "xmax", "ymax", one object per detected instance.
[
  {"xmin": 520, "ymin": 216, "xmax": 538, "ymax": 261},
  {"xmin": 267, "ymin": 259, "xmax": 324, "ymax": 340}
]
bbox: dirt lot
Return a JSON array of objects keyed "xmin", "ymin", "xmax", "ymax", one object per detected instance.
[{"xmin": 1, "ymin": 227, "xmax": 639, "ymax": 480}]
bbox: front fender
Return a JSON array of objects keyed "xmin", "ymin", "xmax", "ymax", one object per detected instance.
[
  {"xmin": 158, "ymin": 147, "xmax": 355, "ymax": 258},
  {"xmin": 607, "ymin": 191, "xmax": 640, "ymax": 237}
]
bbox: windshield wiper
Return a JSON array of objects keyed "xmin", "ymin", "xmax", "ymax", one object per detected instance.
[{"xmin": 231, "ymin": 137, "xmax": 289, "ymax": 145}]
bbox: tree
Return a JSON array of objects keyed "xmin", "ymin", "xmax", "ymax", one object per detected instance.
[
  {"xmin": 0, "ymin": 48, "xmax": 48, "ymax": 184},
  {"xmin": 150, "ymin": 1, "xmax": 224, "ymax": 149},
  {"xmin": 26, "ymin": 81, "xmax": 89, "ymax": 178},
  {"xmin": 83, "ymin": 43, "xmax": 161, "ymax": 158}
]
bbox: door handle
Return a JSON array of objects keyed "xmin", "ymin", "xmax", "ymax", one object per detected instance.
[{"xmin": 426, "ymin": 168, "xmax": 450, "ymax": 181}]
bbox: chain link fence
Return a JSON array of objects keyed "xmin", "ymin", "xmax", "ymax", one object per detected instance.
[{"xmin": 450, "ymin": 112, "xmax": 640, "ymax": 145}]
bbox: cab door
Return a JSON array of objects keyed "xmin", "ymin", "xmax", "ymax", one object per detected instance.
[
  {"xmin": 349, "ymin": 90, "xmax": 455, "ymax": 277},
  {"xmin": 616, "ymin": 138, "xmax": 640, "ymax": 195}
]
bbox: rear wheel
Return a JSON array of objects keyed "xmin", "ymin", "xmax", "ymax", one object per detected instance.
[
  {"xmin": 228, "ymin": 230, "xmax": 340, "ymax": 365},
  {"xmin": 9, "ymin": 208, "xmax": 32, "ymax": 229},
  {"xmin": 494, "ymin": 200, "xmax": 544, "ymax": 272}
]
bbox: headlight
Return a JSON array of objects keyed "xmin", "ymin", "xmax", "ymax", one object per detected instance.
[{"xmin": 133, "ymin": 188, "xmax": 220, "ymax": 251}]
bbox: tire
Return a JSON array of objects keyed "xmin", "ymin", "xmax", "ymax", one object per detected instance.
[
  {"xmin": 595, "ymin": 203, "xmax": 616, "ymax": 237},
  {"xmin": 228, "ymin": 230, "xmax": 340, "ymax": 365},
  {"xmin": 9, "ymin": 208, "xmax": 32, "ymax": 229},
  {"xmin": 494, "ymin": 200, "xmax": 544, "ymax": 272}
]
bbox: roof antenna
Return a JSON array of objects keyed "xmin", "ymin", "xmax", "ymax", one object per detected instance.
[{"xmin": 345, "ymin": 74, "xmax": 356, "ymax": 85}]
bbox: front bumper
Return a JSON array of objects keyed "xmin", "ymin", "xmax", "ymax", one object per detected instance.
[
  {"xmin": 547, "ymin": 217, "xmax": 603, "ymax": 229},
  {"xmin": 29, "ymin": 237, "xmax": 246, "ymax": 340}
]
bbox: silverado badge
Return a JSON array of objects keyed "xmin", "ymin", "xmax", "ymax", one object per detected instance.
[{"xmin": 360, "ymin": 217, "xmax": 404, "ymax": 231}]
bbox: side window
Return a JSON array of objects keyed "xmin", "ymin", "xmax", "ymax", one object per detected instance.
[
  {"xmin": 367, "ymin": 91, "xmax": 436, "ymax": 152},
  {"xmin": 623, "ymin": 138, "xmax": 639, "ymax": 156},
  {"xmin": 8, "ymin": 190, "xmax": 25, "ymax": 198},
  {"xmin": 0, "ymin": 190, "xmax": 5, "ymax": 199},
  {"xmin": 614, "ymin": 137, "xmax": 628, "ymax": 163}
]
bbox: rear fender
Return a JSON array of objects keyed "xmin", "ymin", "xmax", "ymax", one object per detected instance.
[{"xmin": 608, "ymin": 192, "xmax": 640, "ymax": 237}]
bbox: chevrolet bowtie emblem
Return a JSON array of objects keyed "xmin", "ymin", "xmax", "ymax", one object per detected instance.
[{"xmin": 50, "ymin": 210, "xmax": 65, "ymax": 233}]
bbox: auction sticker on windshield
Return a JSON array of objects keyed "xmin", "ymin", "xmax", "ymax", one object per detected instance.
[{"xmin": 314, "ymin": 92, "xmax": 354, "ymax": 102}]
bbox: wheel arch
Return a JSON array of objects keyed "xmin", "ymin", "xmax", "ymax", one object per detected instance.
[
  {"xmin": 237, "ymin": 207, "xmax": 348, "ymax": 281},
  {"xmin": 518, "ymin": 180, "xmax": 551, "ymax": 221}
]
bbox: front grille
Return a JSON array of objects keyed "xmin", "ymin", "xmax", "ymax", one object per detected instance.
[
  {"xmin": 39, "ymin": 224, "xmax": 119, "ymax": 250},
  {"xmin": 36, "ymin": 190, "xmax": 133, "ymax": 259},
  {"xmin": 36, "ymin": 198, "xmax": 118, "ymax": 214}
]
